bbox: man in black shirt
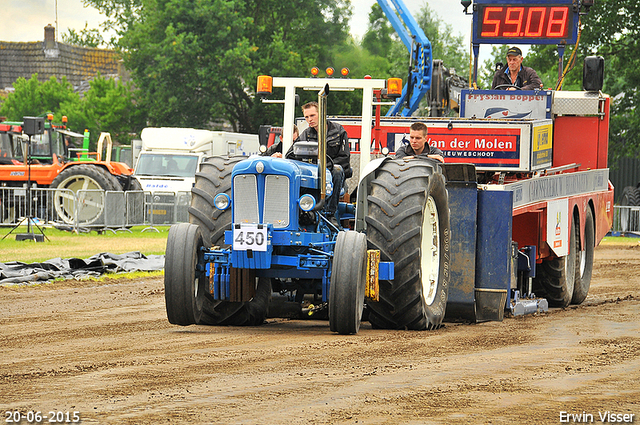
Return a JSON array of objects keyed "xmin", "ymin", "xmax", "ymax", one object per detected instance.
[
  {"xmin": 286, "ymin": 101, "xmax": 352, "ymax": 215},
  {"xmin": 394, "ymin": 122, "xmax": 444, "ymax": 162}
]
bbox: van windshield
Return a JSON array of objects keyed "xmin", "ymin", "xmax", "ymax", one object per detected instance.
[{"xmin": 135, "ymin": 154, "xmax": 199, "ymax": 177}]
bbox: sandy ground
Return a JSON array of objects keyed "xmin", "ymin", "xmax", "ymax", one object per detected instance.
[{"xmin": 1, "ymin": 243, "xmax": 639, "ymax": 425}]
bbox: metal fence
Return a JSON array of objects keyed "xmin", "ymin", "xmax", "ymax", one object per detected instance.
[
  {"xmin": 613, "ymin": 205, "xmax": 640, "ymax": 234},
  {"xmin": 3, "ymin": 186, "xmax": 639, "ymax": 235},
  {"xmin": 0, "ymin": 187, "xmax": 191, "ymax": 232}
]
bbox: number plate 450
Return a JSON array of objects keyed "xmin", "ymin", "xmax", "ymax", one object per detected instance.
[{"xmin": 233, "ymin": 224, "xmax": 268, "ymax": 251}]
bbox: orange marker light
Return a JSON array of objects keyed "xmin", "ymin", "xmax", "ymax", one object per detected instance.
[
  {"xmin": 47, "ymin": 113, "xmax": 54, "ymax": 121},
  {"xmin": 340, "ymin": 67, "xmax": 350, "ymax": 77},
  {"xmin": 387, "ymin": 78, "xmax": 403, "ymax": 98},
  {"xmin": 256, "ymin": 75, "xmax": 273, "ymax": 95},
  {"xmin": 311, "ymin": 67, "xmax": 320, "ymax": 76},
  {"xmin": 325, "ymin": 67, "xmax": 335, "ymax": 77},
  {"xmin": 61, "ymin": 116, "xmax": 68, "ymax": 123}
]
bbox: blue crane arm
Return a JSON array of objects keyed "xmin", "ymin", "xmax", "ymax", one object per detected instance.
[{"xmin": 376, "ymin": 0, "xmax": 432, "ymax": 116}]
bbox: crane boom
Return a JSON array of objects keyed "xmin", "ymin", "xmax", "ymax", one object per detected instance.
[{"xmin": 376, "ymin": 0, "xmax": 432, "ymax": 116}]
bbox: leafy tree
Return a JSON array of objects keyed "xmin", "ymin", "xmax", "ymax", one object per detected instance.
[
  {"xmin": 521, "ymin": 0, "xmax": 640, "ymax": 160},
  {"xmin": 78, "ymin": 75, "xmax": 146, "ymax": 144},
  {"xmin": 0, "ymin": 73, "xmax": 143, "ymax": 148},
  {"xmin": 100, "ymin": 0, "xmax": 351, "ymax": 132},
  {"xmin": 0, "ymin": 75, "xmax": 79, "ymax": 121},
  {"xmin": 360, "ymin": 3, "xmax": 470, "ymax": 115},
  {"xmin": 62, "ymin": 23, "xmax": 107, "ymax": 48}
]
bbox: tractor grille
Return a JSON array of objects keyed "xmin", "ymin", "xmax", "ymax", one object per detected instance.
[
  {"xmin": 233, "ymin": 174, "xmax": 290, "ymax": 228},
  {"xmin": 263, "ymin": 175, "xmax": 289, "ymax": 228},
  {"xmin": 233, "ymin": 175, "xmax": 259, "ymax": 224}
]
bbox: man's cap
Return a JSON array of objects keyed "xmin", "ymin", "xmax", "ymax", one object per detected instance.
[{"xmin": 507, "ymin": 46, "xmax": 522, "ymax": 57}]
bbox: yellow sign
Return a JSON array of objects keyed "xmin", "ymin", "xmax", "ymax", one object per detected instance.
[{"xmin": 366, "ymin": 250, "xmax": 380, "ymax": 301}]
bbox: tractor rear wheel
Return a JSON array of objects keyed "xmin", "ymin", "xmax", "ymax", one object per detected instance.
[
  {"xmin": 364, "ymin": 159, "xmax": 451, "ymax": 330},
  {"xmin": 51, "ymin": 164, "xmax": 121, "ymax": 225},
  {"xmin": 189, "ymin": 156, "xmax": 246, "ymax": 247},
  {"xmin": 573, "ymin": 208, "xmax": 595, "ymax": 304},
  {"xmin": 533, "ymin": 215, "xmax": 577, "ymax": 308},
  {"xmin": 329, "ymin": 231, "xmax": 367, "ymax": 335}
]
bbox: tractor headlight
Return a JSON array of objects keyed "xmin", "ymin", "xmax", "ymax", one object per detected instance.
[
  {"xmin": 214, "ymin": 193, "xmax": 231, "ymax": 210},
  {"xmin": 299, "ymin": 194, "xmax": 316, "ymax": 212}
]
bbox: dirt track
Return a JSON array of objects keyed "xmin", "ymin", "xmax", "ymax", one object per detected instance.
[{"xmin": 1, "ymin": 243, "xmax": 639, "ymax": 425}]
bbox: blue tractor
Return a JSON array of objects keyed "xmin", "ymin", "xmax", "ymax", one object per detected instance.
[{"xmin": 163, "ymin": 80, "xmax": 451, "ymax": 334}]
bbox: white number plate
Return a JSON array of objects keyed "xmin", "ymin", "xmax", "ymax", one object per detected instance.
[{"xmin": 232, "ymin": 225, "xmax": 268, "ymax": 251}]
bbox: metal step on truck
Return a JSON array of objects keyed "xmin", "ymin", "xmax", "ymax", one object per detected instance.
[{"xmin": 162, "ymin": 0, "xmax": 613, "ymax": 334}]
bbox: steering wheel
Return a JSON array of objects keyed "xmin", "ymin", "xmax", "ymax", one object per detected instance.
[{"xmin": 494, "ymin": 84, "xmax": 521, "ymax": 90}]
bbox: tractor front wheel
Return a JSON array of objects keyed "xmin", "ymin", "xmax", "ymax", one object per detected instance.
[{"xmin": 329, "ymin": 231, "xmax": 367, "ymax": 335}]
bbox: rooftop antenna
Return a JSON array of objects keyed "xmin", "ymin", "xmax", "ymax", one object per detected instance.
[{"xmin": 55, "ymin": 0, "xmax": 58, "ymax": 42}]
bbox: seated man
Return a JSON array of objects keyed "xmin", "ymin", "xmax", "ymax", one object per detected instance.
[
  {"xmin": 491, "ymin": 46, "xmax": 543, "ymax": 91},
  {"xmin": 285, "ymin": 101, "xmax": 352, "ymax": 219},
  {"xmin": 395, "ymin": 122, "xmax": 444, "ymax": 163}
]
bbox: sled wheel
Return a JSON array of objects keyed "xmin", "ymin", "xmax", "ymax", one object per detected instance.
[
  {"xmin": 329, "ymin": 231, "xmax": 367, "ymax": 335},
  {"xmin": 573, "ymin": 208, "xmax": 595, "ymax": 304},
  {"xmin": 533, "ymin": 215, "xmax": 577, "ymax": 308}
]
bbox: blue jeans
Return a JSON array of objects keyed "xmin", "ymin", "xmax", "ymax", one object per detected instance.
[{"xmin": 325, "ymin": 165, "xmax": 345, "ymax": 214}]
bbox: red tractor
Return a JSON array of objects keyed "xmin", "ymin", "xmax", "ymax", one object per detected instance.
[{"xmin": 0, "ymin": 115, "xmax": 141, "ymax": 226}]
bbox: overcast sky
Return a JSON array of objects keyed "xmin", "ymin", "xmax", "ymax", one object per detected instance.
[{"xmin": 1, "ymin": 1, "xmax": 474, "ymax": 44}]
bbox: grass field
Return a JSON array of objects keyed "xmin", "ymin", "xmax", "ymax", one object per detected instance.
[{"xmin": 0, "ymin": 225, "xmax": 170, "ymax": 264}]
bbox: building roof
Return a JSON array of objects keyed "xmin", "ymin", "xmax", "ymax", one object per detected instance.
[{"xmin": 0, "ymin": 25, "xmax": 122, "ymax": 93}]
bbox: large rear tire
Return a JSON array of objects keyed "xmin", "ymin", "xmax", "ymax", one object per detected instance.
[
  {"xmin": 51, "ymin": 164, "xmax": 121, "ymax": 225},
  {"xmin": 572, "ymin": 208, "xmax": 595, "ymax": 304},
  {"xmin": 329, "ymin": 231, "xmax": 367, "ymax": 335},
  {"xmin": 189, "ymin": 156, "xmax": 246, "ymax": 247},
  {"xmin": 533, "ymin": 215, "xmax": 577, "ymax": 308},
  {"xmin": 364, "ymin": 159, "xmax": 451, "ymax": 330},
  {"xmin": 164, "ymin": 223, "xmax": 207, "ymax": 325}
]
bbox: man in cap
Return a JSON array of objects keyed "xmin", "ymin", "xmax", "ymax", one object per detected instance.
[{"xmin": 491, "ymin": 46, "xmax": 542, "ymax": 90}]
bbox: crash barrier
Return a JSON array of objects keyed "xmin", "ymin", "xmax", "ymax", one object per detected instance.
[
  {"xmin": 0, "ymin": 187, "xmax": 191, "ymax": 231},
  {"xmin": 613, "ymin": 205, "xmax": 640, "ymax": 234}
]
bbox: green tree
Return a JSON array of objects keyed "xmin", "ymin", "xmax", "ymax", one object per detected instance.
[
  {"xmin": 521, "ymin": 0, "xmax": 640, "ymax": 160},
  {"xmin": 62, "ymin": 23, "xmax": 107, "ymax": 48},
  {"xmin": 361, "ymin": 3, "xmax": 470, "ymax": 115},
  {"xmin": 105, "ymin": 0, "xmax": 351, "ymax": 132},
  {"xmin": 0, "ymin": 73, "xmax": 143, "ymax": 149},
  {"xmin": 78, "ymin": 75, "xmax": 146, "ymax": 145},
  {"xmin": 0, "ymin": 75, "xmax": 79, "ymax": 121}
]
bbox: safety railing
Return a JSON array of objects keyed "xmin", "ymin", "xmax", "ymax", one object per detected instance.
[
  {"xmin": 0, "ymin": 187, "xmax": 191, "ymax": 232},
  {"xmin": 612, "ymin": 205, "xmax": 640, "ymax": 234}
]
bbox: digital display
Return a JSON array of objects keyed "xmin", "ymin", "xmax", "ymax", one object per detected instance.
[{"xmin": 473, "ymin": 2, "xmax": 578, "ymax": 45}]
